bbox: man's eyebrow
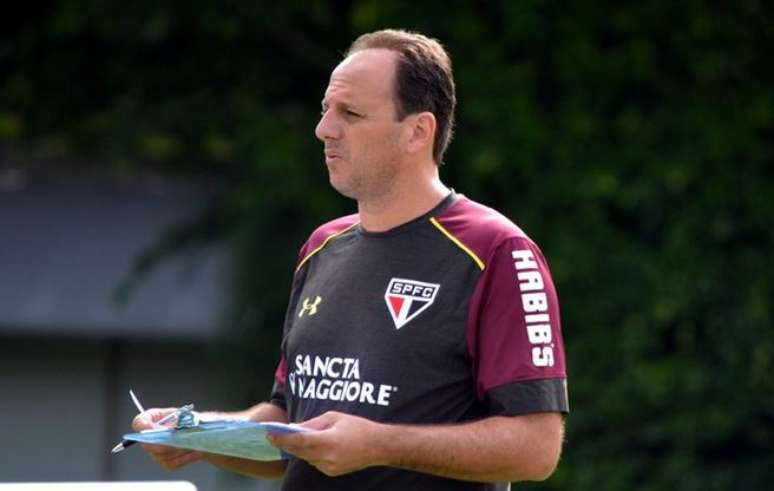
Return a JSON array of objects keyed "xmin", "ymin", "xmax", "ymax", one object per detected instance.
[{"xmin": 321, "ymin": 98, "xmax": 360, "ymax": 110}]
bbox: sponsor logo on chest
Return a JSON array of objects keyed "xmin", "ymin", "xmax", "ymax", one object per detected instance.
[{"xmin": 384, "ymin": 278, "xmax": 441, "ymax": 330}]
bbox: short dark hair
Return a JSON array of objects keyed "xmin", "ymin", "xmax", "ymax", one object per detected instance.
[{"xmin": 346, "ymin": 29, "xmax": 456, "ymax": 165}]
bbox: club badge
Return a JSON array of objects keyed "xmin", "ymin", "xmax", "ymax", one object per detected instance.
[{"xmin": 384, "ymin": 278, "xmax": 440, "ymax": 330}]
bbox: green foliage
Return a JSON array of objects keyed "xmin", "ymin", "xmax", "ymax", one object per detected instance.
[{"xmin": 2, "ymin": 1, "xmax": 773, "ymax": 488}]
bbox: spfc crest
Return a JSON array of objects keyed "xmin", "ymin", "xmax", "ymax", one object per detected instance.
[{"xmin": 384, "ymin": 278, "xmax": 440, "ymax": 330}]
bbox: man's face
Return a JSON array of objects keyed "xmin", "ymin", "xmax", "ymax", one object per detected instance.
[{"xmin": 315, "ymin": 49, "xmax": 405, "ymax": 201}]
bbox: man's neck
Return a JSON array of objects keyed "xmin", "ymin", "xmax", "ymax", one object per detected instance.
[{"xmin": 357, "ymin": 175, "xmax": 450, "ymax": 233}]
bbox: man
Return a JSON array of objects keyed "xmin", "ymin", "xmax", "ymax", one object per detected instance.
[{"xmin": 134, "ymin": 29, "xmax": 568, "ymax": 490}]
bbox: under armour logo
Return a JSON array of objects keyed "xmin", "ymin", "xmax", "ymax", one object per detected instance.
[{"xmin": 298, "ymin": 296, "xmax": 322, "ymax": 317}]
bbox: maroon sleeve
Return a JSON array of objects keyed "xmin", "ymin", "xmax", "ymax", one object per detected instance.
[
  {"xmin": 270, "ymin": 355, "xmax": 288, "ymax": 410},
  {"xmin": 270, "ymin": 214, "xmax": 359, "ymax": 410},
  {"xmin": 467, "ymin": 237, "xmax": 568, "ymax": 415}
]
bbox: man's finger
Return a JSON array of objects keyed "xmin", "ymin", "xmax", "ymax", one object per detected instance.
[
  {"xmin": 141, "ymin": 443, "xmax": 193, "ymax": 464},
  {"xmin": 133, "ymin": 407, "xmax": 177, "ymax": 431},
  {"xmin": 268, "ymin": 431, "xmax": 323, "ymax": 460},
  {"xmin": 166, "ymin": 450, "xmax": 203, "ymax": 469},
  {"xmin": 297, "ymin": 411, "xmax": 339, "ymax": 431},
  {"xmin": 268, "ymin": 412, "xmax": 341, "ymax": 457},
  {"xmin": 267, "ymin": 431, "xmax": 306, "ymax": 450},
  {"xmin": 141, "ymin": 443, "xmax": 176, "ymax": 455},
  {"xmin": 147, "ymin": 447, "xmax": 201, "ymax": 470}
]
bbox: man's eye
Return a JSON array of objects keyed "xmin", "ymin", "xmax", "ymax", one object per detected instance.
[{"xmin": 346, "ymin": 110, "xmax": 361, "ymax": 118}]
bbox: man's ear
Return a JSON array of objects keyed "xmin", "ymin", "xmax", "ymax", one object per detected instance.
[{"xmin": 404, "ymin": 111, "xmax": 436, "ymax": 156}]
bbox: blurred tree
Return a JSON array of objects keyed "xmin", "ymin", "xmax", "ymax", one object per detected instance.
[{"xmin": 2, "ymin": 1, "xmax": 772, "ymax": 489}]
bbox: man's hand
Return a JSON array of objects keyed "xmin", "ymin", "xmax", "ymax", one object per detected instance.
[
  {"xmin": 267, "ymin": 411, "xmax": 385, "ymax": 477},
  {"xmin": 130, "ymin": 402, "xmax": 288, "ymax": 479},
  {"xmin": 132, "ymin": 407, "xmax": 204, "ymax": 471}
]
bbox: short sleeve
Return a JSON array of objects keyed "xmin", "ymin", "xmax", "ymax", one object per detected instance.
[
  {"xmin": 268, "ymin": 240, "xmax": 311, "ymax": 411},
  {"xmin": 270, "ymin": 355, "xmax": 288, "ymax": 410},
  {"xmin": 467, "ymin": 237, "xmax": 569, "ymax": 415}
]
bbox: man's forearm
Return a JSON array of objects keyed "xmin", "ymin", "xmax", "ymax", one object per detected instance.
[
  {"xmin": 202, "ymin": 402, "xmax": 289, "ymax": 479},
  {"xmin": 373, "ymin": 412, "xmax": 564, "ymax": 483}
]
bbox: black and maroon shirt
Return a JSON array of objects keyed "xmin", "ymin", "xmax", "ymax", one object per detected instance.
[{"xmin": 271, "ymin": 193, "xmax": 568, "ymax": 491}]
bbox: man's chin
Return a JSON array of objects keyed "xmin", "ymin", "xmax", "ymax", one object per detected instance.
[{"xmin": 329, "ymin": 175, "xmax": 358, "ymax": 200}]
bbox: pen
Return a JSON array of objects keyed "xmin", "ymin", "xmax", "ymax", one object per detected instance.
[
  {"xmin": 129, "ymin": 389, "xmax": 145, "ymax": 413},
  {"xmin": 111, "ymin": 393, "xmax": 194, "ymax": 454},
  {"xmin": 111, "ymin": 389, "xmax": 146, "ymax": 453}
]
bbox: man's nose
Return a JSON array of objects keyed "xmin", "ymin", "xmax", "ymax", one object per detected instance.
[{"xmin": 315, "ymin": 110, "xmax": 341, "ymax": 141}]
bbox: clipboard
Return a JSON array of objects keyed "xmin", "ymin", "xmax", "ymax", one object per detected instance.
[{"xmin": 121, "ymin": 421, "xmax": 309, "ymax": 461}]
